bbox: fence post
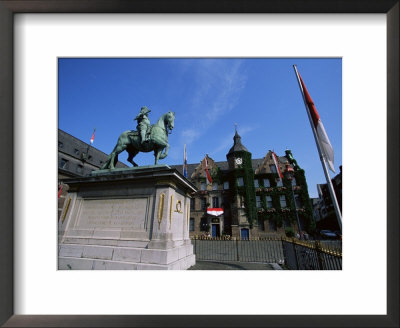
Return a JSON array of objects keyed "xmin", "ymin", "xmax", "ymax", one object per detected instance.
[
  {"xmin": 236, "ymin": 238, "xmax": 240, "ymax": 261},
  {"xmin": 315, "ymin": 240, "xmax": 324, "ymax": 270},
  {"xmin": 281, "ymin": 237, "xmax": 285, "ymax": 265},
  {"xmin": 292, "ymin": 238, "xmax": 300, "ymax": 270}
]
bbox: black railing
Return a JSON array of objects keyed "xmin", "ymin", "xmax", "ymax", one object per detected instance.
[
  {"xmin": 191, "ymin": 237, "xmax": 342, "ymax": 270},
  {"xmin": 282, "ymin": 238, "xmax": 342, "ymax": 270}
]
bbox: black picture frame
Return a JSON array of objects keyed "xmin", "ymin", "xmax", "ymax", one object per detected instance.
[{"xmin": 0, "ymin": 1, "xmax": 398, "ymax": 327}]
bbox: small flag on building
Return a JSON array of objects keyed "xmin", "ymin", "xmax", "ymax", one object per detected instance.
[
  {"xmin": 272, "ymin": 151, "xmax": 284, "ymax": 182},
  {"xmin": 294, "ymin": 67, "xmax": 335, "ymax": 173},
  {"xmin": 204, "ymin": 156, "xmax": 213, "ymax": 184},
  {"xmin": 90, "ymin": 128, "xmax": 96, "ymax": 145},
  {"xmin": 183, "ymin": 144, "xmax": 188, "ymax": 178}
]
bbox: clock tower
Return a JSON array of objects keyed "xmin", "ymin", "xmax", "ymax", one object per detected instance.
[
  {"xmin": 225, "ymin": 130, "xmax": 257, "ymax": 238},
  {"xmin": 226, "ymin": 130, "xmax": 249, "ymax": 169}
]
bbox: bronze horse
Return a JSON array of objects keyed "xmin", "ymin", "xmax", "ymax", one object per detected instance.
[{"xmin": 101, "ymin": 111, "xmax": 175, "ymax": 169}]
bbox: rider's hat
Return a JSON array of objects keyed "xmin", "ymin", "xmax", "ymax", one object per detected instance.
[{"xmin": 141, "ymin": 106, "xmax": 151, "ymax": 114}]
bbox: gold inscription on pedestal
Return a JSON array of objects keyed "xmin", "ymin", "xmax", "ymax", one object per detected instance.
[
  {"xmin": 186, "ymin": 204, "xmax": 189, "ymax": 227},
  {"xmin": 61, "ymin": 198, "xmax": 71, "ymax": 223},
  {"xmin": 77, "ymin": 198, "xmax": 147, "ymax": 230},
  {"xmin": 169, "ymin": 195, "xmax": 173, "ymax": 229},
  {"xmin": 158, "ymin": 193, "xmax": 165, "ymax": 228}
]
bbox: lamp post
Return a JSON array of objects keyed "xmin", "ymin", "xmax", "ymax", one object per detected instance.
[{"xmin": 284, "ymin": 164, "xmax": 303, "ymax": 240}]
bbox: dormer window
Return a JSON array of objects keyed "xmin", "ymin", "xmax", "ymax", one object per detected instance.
[
  {"xmin": 60, "ymin": 158, "xmax": 68, "ymax": 169},
  {"xmin": 77, "ymin": 164, "xmax": 83, "ymax": 174}
]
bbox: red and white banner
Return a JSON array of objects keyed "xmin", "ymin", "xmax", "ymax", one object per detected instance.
[
  {"xmin": 295, "ymin": 69, "xmax": 335, "ymax": 173},
  {"xmin": 272, "ymin": 151, "xmax": 284, "ymax": 181},
  {"xmin": 90, "ymin": 128, "xmax": 96, "ymax": 145},
  {"xmin": 204, "ymin": 156, "xmax": 213, "ymax": 184},
  {"xmin": 207, "ymin": 208, "xmax": 224, "ymax": 216}
]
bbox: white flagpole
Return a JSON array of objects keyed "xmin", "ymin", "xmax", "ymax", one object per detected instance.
[{"xmin": 293, "ymin": 65, "xmax": 342, "ymax": 232}]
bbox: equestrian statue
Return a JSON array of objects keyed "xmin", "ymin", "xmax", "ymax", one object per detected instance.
[{"xmin": 101, "ymin": 107, "xmax": 175, "ymax": 169}]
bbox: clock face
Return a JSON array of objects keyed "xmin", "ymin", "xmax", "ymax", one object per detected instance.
[{"xmin": 235, "ymin": 157, "xmax": 243, "ymax": 165}]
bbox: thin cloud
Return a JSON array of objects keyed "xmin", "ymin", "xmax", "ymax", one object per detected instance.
[
  {"xmin": 181, "ymin": 128, "xmax": 201, "ymax": 145},
  {"xmin": 180, "ymin": 60, "xmax": 247, "ymax": 145}
]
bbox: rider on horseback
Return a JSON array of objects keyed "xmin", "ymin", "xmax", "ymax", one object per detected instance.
[{"xmin": 134, "ymin": 106, "xmax": 151, "ymax": 145}]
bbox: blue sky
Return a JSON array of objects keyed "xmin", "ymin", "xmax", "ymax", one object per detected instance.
[{"xmin": 58, "ymin": 58, "xmax": 342, "ymax": 198}]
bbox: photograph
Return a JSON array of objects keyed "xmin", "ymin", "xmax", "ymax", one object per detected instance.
[
  {"xmin": 1, "ymin": 1, "xmax": 397, "ymax": 325},
  {"xmin": 58, "ymin": 58, "xmax": 342, "ymax": 270}
]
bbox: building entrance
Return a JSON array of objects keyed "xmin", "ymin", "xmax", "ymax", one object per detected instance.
[
  {"xmin": 211, "ymin": 224, "xmax": 220, "ymax": 237},
  {"xmin": 241, "ymin": 228, "xmax": 249, "ymax": 240}
]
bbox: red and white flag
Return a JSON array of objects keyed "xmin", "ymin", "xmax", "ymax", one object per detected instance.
[
  {"xmin": 90, "ymin": 128, "xmax": 96, "ymax": 145},
  {"xmin": 272, "ymin": 151, "xmax": 284, "ymax": 182},
  {"xmin": 294, "ymin": 68, "xmax": 335, "ymax": 173},
  {"xmin": 58, "ymin": 184, "xmax": 62, "ymax": 198},
  {"xmin": 204, "ymin": 156, "xmax": 213, "ymax": 184},
  {"xmin": 207, "ymin": 208, "xmax": 224, "ymax": 216}
]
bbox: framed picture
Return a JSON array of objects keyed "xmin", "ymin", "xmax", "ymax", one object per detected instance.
[{"xmin": 1, "ymin": 1, "xmax": 398, "ymax": 327}]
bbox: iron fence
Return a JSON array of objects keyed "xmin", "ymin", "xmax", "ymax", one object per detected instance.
[
  {"xmin": 282, "ymin": 238, "xmax": 342, "ymax": 270},
  {"xmin": 191, "ymin": 237, "xmax": 284, "ymax": 263},
  {"xmin": 191, "ymin": 237, "xmax": 342, "ymax": 270}
]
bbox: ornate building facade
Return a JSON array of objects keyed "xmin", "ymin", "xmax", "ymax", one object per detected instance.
[{"xmin": 173, "ymin": 131, "xmax": 315, "ymax": 239}]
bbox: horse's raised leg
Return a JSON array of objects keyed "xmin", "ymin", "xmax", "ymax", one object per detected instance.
[
  {"xmin": 127, "ymin": 150, "xmax": 139, "ymax": 167},
  {"xmin": 159, "ymin": 144, "xmax": 169, "ymax": 160}
]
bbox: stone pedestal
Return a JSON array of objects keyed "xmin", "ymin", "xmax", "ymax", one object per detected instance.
[{"xmin": 58, "ymin": 165, "xmax": 196, "ymax": 270}]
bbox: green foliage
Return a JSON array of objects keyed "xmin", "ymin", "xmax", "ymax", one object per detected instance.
[
  {"xmin": 255, "ymin": 169, "xmax": 315, "ymax": 234},
  {"xmin": 220, "ymin": 152, "xmax": 316, "ymax": 234},
  {"xmin": 210, "ymin": 166, "xmax": 223, "ymax": 184},
  {"xmin": 226, "ymin": 151, "xmax": 257, "ymax": 227},
  {"xmin": 294, "ymin": 169, "xmax": 315, "ymax": 233},
  {"xmin": 285, "ymin": 226, "xmax": 295, "ymax": 237}
]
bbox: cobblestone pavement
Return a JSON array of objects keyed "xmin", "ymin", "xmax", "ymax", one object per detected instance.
[{"xmin": 188, "ymin": 260, "xmax": 279, "ymax": 270}]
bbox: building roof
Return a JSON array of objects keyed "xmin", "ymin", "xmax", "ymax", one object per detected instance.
[
  {"xmin": 226, "ymin": 131, "xmax": 249, "ymax": 156},
  {"xmin": 171, "ymin": 157, "xmax": 277, "ymax": 179},
  {"xmin": 58, "ymin": 129, "xmax": 127, "ymax": 178}
]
